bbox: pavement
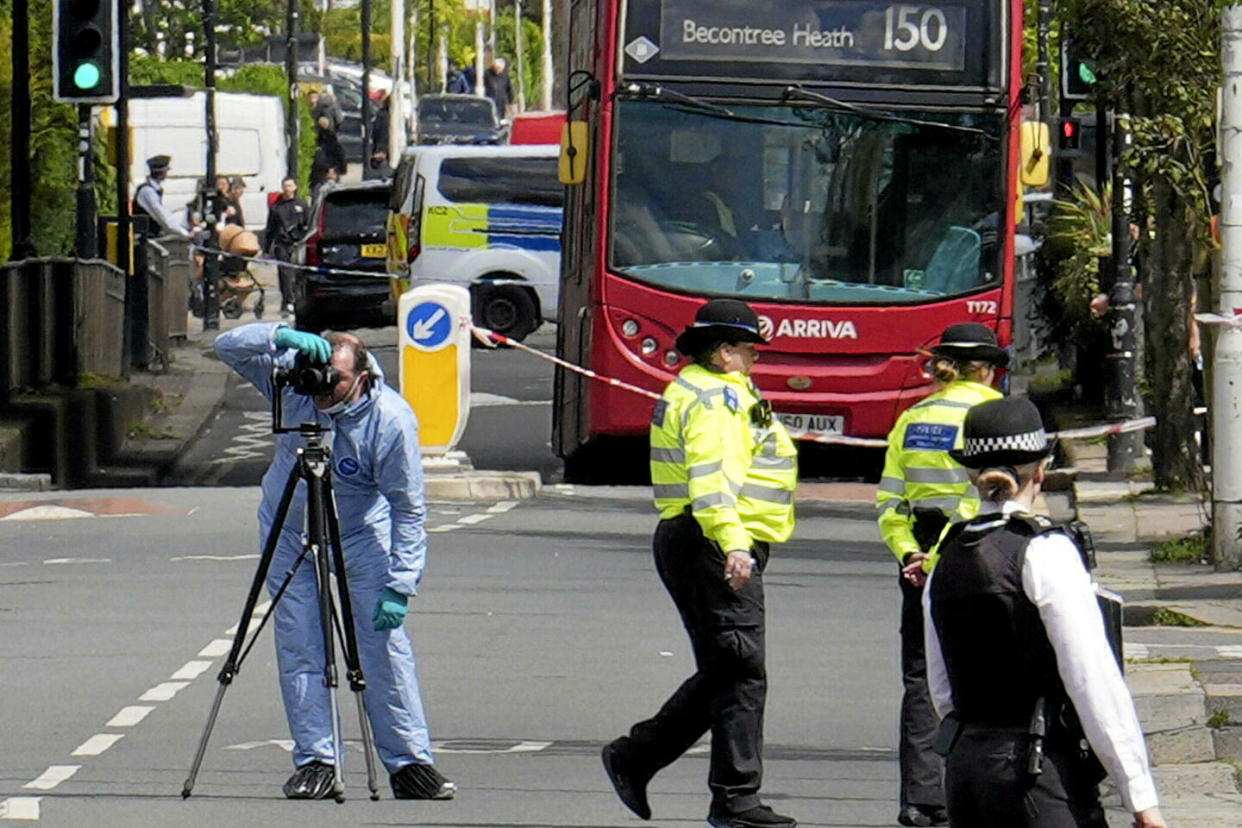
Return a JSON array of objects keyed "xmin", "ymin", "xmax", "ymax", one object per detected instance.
[{"xmin": 22, "ymin": 295, "xmax": 1242, "ymax": 824}]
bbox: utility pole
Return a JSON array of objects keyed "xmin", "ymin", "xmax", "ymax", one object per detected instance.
[
  {"xmin": 285, "ymin": 0, "xmax": 299, "ymax": 181},
  {"xmin": 541, "ymin": 0, "xmax": 553, "ymax": 110},
  {"xmin": 202, "ymin": 0, "xmax": 221, "ymax": 331},
  {"xmin": 515, "ymin": 0, "xmax": 526, "ymax": 112},
  {"xmin": 1036, "ymin": 0, "xmax": 1051, "ymax": 126},
  {"xmin": 10, "ymin": 0, "xmax": 34, "ymax": 260},
  {"xmin": 117, "ymin": 0, "xmax": 134, "ymax": 371},
  {"xmin": 1104, "ymin": 114, "xmax": 1142, "ymax": 474},
  {"xmin": 1214, "ymin": 5, "xmax": 1242, "ymax": 569},
  {"xmin": 475, "ymin": 14, "xmax": 486, "ymax": 96},
  {"xmin": 489, "ymin": 0, "xmax": 496, "ymax": 54},
  {"xmin": 390, "ymin": 0, "xmax": 407, "ymax": 165},
  {"xmin": 361, "ymin": 0, "xmax": 372, "ymax": 174}
]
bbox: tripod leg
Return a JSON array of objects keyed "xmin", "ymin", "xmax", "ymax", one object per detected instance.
[
  {"xmin": 307, "ymin": 470, "xmax": 347, "ymax": 804},
  {"xmin": 324, "ymin": 481, "xmax": 382, "ymax": 800},
  {"xmin": 183, "ymin": 462, "xmax": 303, "ymax": 799}
]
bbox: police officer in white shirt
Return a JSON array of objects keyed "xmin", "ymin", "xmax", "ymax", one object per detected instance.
[
  {"xmin": 132, "ymin": 155, "xmax": 191, "ymax": 239},
  {"xmin": 921, "ymin": 397, "xmax": 1166, "ymax": 828}
]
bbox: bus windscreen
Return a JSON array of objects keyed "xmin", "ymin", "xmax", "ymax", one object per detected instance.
[{"xmin": 609, "ymin": 100, "xmax": 1004, "ymax": 305}]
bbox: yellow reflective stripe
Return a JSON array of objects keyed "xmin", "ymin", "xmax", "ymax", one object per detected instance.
[
  {"xmin": 878, "ymin": 476, "xmax": 906, "ymax": 494},
  {"xmin": 910, "ymin": 495, "xmax": 962, "ymax": 512},
  {"xmin": 905, "ymin": 467, "xmax": 970, "ymax": 484},
  {"xmin": 688, "ymin": 460, "xmax": 723, "ymax": 479},
  {"xmin": 740, "ymin": 483, "xmax": 793, "ymax": 504},
  {"xmin": 651, "ymin": 447, "xmax": 685, "ymax": 463},
  {"xmin": 693, "ymin": 491, "xmax": 736, "ymax": 510},
  {"xmin": 653, "ymin": 483, "xmax": 689, "ymax": 500},
  {"xmin": 911, "ymin": 398, "xmax": 973, "ymax": 411}
]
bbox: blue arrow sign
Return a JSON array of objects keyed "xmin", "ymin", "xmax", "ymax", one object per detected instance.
[{"xmin": 406, "ymin": 301, "xmax": 452, "ymax": 350}]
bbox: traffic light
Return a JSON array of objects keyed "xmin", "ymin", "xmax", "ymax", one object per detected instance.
[
  {"xmin": 1060, "ymin": 38, "xmax": 1099, "ymax": 102},
  {"xmin": 53, "ymin": 0, "xmax": 119, "ymax": 103},
  {"xmin": 1058, "ymin": 117, "xmax": 1082, "ymax": 154}
]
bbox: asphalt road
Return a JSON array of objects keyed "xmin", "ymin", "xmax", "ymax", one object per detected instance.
[{"xmin": 0, "ymin": 486, "xmax": 904, "ymax": 827}]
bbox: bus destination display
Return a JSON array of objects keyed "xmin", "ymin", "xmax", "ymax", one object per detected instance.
[{"xmin": 623, "ymin": 0, "xmax": 998, "ymax": 88}]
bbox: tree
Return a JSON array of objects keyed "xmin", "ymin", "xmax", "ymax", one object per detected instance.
[{"xmin": 1057, "ymin": 0, "xmax": 1218, "ymax": 491}]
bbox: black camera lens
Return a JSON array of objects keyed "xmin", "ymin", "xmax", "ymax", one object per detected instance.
[{"xmin": 276, "ymin": 353, "xmax": 340, "ymax": 396}]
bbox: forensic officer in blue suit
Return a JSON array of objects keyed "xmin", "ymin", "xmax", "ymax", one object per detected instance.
[{"xmin": 214, "ymin": 322, "xmax": 456, "ymax": 801}]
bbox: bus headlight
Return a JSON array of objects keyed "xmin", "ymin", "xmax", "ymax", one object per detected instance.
[
  {"xmin": 664, "ymin": 351, "xmax": 680, "ymax": 367},
  {"xmin": 640, "ymin": 337, "xmax": 658, "ymax": 355},
  {"xmin": 622, "ymin": 319, "xmax": 640, "ymax": 337}
]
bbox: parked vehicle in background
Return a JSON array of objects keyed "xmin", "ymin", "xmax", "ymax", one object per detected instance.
[
  {"xmin": 116, "ymin": 92, "xmax": 286, "ymax": 233},
  {"xmin": 415, "ymin": 95, "xmax": 505, "ymax": 145},
  {"xmin": 508, "ymin": 110, "xmax": 565, "ymax": 145},
  {"xmin": 295, "ymin": 180, "xmax": 394, "ymax": 332},
  {"xmin": 387, "ymin": 144, "xmax": 563, "ymax": 341}
]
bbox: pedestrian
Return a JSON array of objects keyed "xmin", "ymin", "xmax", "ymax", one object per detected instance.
[
  {"xmin": 875, "ymin": 321, "xmax": 1006, "ymax": 827},
  {"xmin": 223, "ymin": 175, "xmax": 246, "ymax": 227},
  {"xmin": 308, "ymin": 89, "xmax": 343, "ymax": 134},
  {"xmin": 132, "ymin": 155, "xmax": 191, "ymax": 239},
  {"xmin": 213, "ymin": 322, "xmax": 457, "ymax": 803},
  {"xmin": 311, "ymin": 116, "xmax": 348, "ymax": 189},
  {"xmin": 370, "ymin": 93, "xmax": 392, "ymax": 178},
  {"xmin": 923, "ymin": 396, "xmax": 1166, "ymax": 828},
  {"xmin": 264, "ymin": 177, "xmax": 310, "ymax": 317},
  {"xmin": 445, "ymin": 62, "xmax": 470, "ymax": 95},
  {"xmin": 602, "ymin": 298, "xmax": 799, "ymax": 828},
  {"xmin": 483, "ymin": 55, "xmax": 515, "ymax": 118}
]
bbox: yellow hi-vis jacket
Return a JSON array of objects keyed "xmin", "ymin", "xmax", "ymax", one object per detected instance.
[
  {"xmin": 651, "ymin": 364, "xmax": 798, "ymax": 552},
  {"xmin": 876, "ymin": 379, "xmax": 1002, "ymax": 563}
]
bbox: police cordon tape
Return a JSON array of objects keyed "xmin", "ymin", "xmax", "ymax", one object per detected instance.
[
  {"xmin": 471, "ymin": 326, "xmax": 1177, "ymax": 448},
  {"xmin": 189, "ymin": 243, "xmax": 554, "ymax": 288}
]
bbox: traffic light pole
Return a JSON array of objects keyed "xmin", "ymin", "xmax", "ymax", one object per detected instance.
[
  {"xmin": 285, "ymin": 0, "xmax": 299, "ymax": 182},
  {"xmin": 1104, "ymin": 114, "xmax": 1142, "ymax": 474},
  {"xmin": 202, "ymin": 0, "xmax": 221, "ymax": 330},
  {"xmin": 362, "ymin": 0, "xmax": 373, "ymax": 174},
  {"xmin": 9, "ymin": 0, "xmax": 34, "ymax": 260},
  {"xmin": 76, "ymin": 104, "xmax": 98, "ymax": 259}
]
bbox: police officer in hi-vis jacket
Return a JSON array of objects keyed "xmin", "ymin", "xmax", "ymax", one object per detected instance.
[
  {"xmin": 602, "ymin": 298, "xmax": 799, "ymax": 828},
  {"xmin": 876, "ymin": 322, "xmax": 1007, "ymax": 827}
]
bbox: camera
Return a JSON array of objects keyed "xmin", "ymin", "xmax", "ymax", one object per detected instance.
[{"xmin": 274, "ymin": 352, "xmax": 340, "ymax": 396}]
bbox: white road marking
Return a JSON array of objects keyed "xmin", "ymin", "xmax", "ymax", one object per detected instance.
[
  {"xmin": 1, "ymin": 506, "xmax": 92, "ymax": 521},
  {"xmin": 139, "ymin": 682, "xmax": 190, "ymax": 702},
  {"xmin": 487, "ymin": 501, "xmax": 518, "ymax": 513},
  {"xmin": 428, "ymin": 525, "xmax": 459, "ymax": 533},
  {"xmin": 42, "ymin": 558, "xmax": 111, "ymax": 565},
  {"xmin": 225, "ymin": 739, "xmax": 296, "ymax": 752},
  {"xmin": 170, "ymin": 660, "xmax": 213, "ymax": 681},
  {"xmin": 23, "ymin": 766, "xmax": 79, "ymax": 791},
  {"xmin": 170, "ymin": 554, "xmax": 260, "ymax": 562},
  {"xmin": 457, "ymin": 514, "xmax": 493, "ymax": 525},
  {"xmin": 107, "ymin": 706, "xmax": 155, "ymax": 727},
  {"xmin": 1124, "ymin": 643, "xmax": 1150, "ymax": 660},
  {"xmin": 469, "ymin": 392, "xmax": 551, "ymax": 408},
  {"xmin": 199, "ymin": 639, "xmax": 233, "ymax": 657},
  {"xmin": 0, "ymin": 797, "xmax": 41, "ymax": 820},
  {"xmin": 0, "ymin": 561, "xmax": 29, "ymax": 567},
  {"xmin": 70, "ymin": 734, "xmax": 124, "ymax": 757},
  {"xmin": 432, "ymin": 740, "xmax": 552, "ymax": 754}
]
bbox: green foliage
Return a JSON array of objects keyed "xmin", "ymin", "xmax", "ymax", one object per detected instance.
[
  {"xmin": 1037, "ymin": 181, "xmax": 1110, "ymax": 350},
  {"xmin": 1149, "ymin": 606, "xmax": 1208, "ymax": 627},
  {"xmin": 1208, "ymin": 709, "xmax": 1232, "ymax": 729},
  {"xmin": 1151, "ymin": 533, "xmax": 1209, "ymax": 564}
]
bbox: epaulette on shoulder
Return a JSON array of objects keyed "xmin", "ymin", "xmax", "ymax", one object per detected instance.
[{"xmin": 1007, "ymin": 512, "xmax": 1059, "ymax": 535}]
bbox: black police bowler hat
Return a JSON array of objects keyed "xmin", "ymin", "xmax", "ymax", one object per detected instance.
[
  {"xmin": 930, "ymin": 322, "xmax": 1009, "ymax": 368},
  {"xmin": 949, "ymin": 397, "xmax": 1052, "ymax": 469},
  {"xmin": 675, "ymin": 298, "xmax": 768, "ymax": 356},
  {"xmin": 146, "ymin": 154, "xmax": 171, "ymax": 172}
]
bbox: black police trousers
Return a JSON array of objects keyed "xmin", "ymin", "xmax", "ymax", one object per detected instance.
[
  {"xmin": 945, "ymin": 728, "xmax": 1108, "ymax": 828},
  {"xmin": 614, "ymin": 513, "xmax": 768, "ymax": 817}
]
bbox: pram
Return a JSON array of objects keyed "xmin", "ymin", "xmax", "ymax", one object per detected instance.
[{"xmin": 192, "ymin": 225, "xmax": 266, "ymax": 319}]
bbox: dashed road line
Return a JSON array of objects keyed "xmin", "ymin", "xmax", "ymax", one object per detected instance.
[
  {"xmin": 69, "ymin": 734, "xmax": 124, "ymax": 758},
  {"xmin": 106, "ymin": 706, "xmax": 154, "ymax": 728},
  {"xmin": 42, "ymin": 558, "xmax": 111, "ymax": 565},
  {"xmin": 199, "ymin": 639, "xmax": 234, "ymax": 658},
  {"xmin": 170, "ymin": 554, "xmax": 260, "ymax": 562},
  {"xmin": 0, "ymin": 798, "xmax": 40, "ymax": 820},
  {"xmin": 170, "ymin": 660, "xmax": 214, "ymax": 681},
  {"xmin": 22, "ymin": 766, "xmax": 79, "ymax": 791},
  {"xmin": 139, "ymin": 682, "xmax": 190, "ymax": 702},
  {"xmin": 487, "ymin": 501, "xmax": 518, "ymax": 513},
  {"xmin": 428, "ymin": 525, "xmax": 459, "ymax": 533},
  {"xmin": 457, "ymin": 513, "xmax": 493, "ymax": 525}
]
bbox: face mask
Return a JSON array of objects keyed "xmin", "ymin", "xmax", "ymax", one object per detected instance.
[{"xmin": 321, "ymin": 375, "xmax": 363, "ymax": 416}]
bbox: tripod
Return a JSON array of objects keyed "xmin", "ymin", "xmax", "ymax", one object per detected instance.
[{"xmin": 182, "ymin": 421, "xmax": 380, "ymax": 802}]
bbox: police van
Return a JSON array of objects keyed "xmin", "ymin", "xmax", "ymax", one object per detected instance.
[{"xmin": 387, "ymin": 145, "xmax": 563, "ymax": 341}]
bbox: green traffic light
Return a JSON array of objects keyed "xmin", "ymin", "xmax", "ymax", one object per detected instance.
[
  {"xmin": 73, "ymin": 60, "xmax": 101, "ymax": 90},
  {"xmin": 1078, "ymin": 63, "xmax": 1098, "ymax": 86}
]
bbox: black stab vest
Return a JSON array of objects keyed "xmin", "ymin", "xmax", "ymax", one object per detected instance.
[{"xmin": 930, "ymin": 513, "xmax": 1069, "ymax": 727}]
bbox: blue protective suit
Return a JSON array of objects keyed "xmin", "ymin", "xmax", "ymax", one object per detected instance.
[{"xmin": 215, "ymin": 322, "xmax": 435, "ymax": 773}]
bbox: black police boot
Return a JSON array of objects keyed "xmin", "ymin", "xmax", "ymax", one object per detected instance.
[
  {"xmin": 708, "ymin": 804, "xmax": 797, "ymax": 828},
  {"xmin": 601, "ymin": 740, "xmax": 652, "ymax": 820},
  {"xmin": 897, "ymin": 804, "xmax": 948, "ymax": 827},
  {"xmin": 282, "ymin": 760, "xmax": 336, "ymax": 799},
  {"xmin": 390, "ymin": 762, "xmax": 457, "ymax": 800}
]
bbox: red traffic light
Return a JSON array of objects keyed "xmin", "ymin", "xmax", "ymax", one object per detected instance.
[{"xmin": 1058, "ymin": 118, "xmax": 1082, "ymax": 151}]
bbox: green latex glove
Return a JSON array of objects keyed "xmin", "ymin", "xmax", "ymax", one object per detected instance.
[
  {"xmin": 373, "ymin": 587, "xmax": 409, "ymax": 631},
  {"xmin": 274, "ymin": 327, "xmax": 332, "ymax": 362}
]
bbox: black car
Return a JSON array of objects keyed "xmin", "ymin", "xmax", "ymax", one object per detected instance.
[
  {"xmin": 294, "ymin": 180, "xmax": 393, "ymax": 332},
  {"xmin": 415, "ymin": 94, "xmax": 504, "ymax": 145}
]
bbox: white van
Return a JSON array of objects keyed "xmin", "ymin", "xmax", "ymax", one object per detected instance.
[
  {"xmin": 387, "ymin": 144, "xmax": 563, "ymax": 341},
  {"xmin": 119, "ymin": 92, "xmax": 287, "ymax": 234}
]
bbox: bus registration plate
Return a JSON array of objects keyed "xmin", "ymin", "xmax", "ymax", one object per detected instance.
[{"xmin": 775, "ymin": 412, "xmax": 845, "ymax": 436}]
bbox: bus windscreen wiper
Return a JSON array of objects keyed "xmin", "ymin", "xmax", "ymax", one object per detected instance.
[
  {"xmin": 782, "ymin": 86, "xmax": 995, "ymax": 138},
  {"xmin": 620, "ymin": 83, "xmax": 737, "ymax": 117}
]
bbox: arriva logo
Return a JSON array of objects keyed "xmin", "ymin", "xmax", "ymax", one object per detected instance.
[{"xmin": 758, "ymin": 315, "xmax": 858, "ymax": 340}]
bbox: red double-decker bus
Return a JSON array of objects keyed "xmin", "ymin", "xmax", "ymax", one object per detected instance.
[{"xmin": 554, "ymin": 0, "xmax": 1028, "ymax": 472}]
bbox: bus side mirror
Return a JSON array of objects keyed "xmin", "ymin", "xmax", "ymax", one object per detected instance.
[
  {"xmin": 559, "ymin": 121, "xmax": 589, "ymax": 185},
  {"xmin": 1019, "ymin": 121, "xmax": 1051, "ymax": 188}
]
